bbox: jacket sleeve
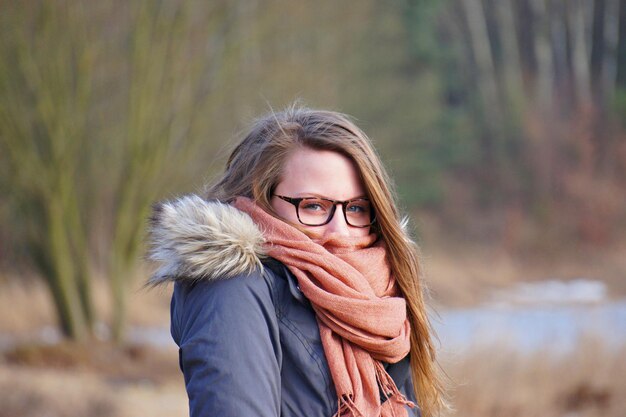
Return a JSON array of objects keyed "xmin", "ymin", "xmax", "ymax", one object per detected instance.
[{"xmin": 170, "ymin": 270, "xmax": 282, "ymax": 417}]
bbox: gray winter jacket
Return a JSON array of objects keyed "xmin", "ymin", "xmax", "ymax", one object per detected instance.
[{"xmin": 149, "ymin": 196, "xmax": 420, "ymax": 417}]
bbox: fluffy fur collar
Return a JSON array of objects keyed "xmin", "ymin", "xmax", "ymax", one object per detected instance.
[{"xmin": 147, "ymin": 195, "xmax": 266, "ymax": 286}]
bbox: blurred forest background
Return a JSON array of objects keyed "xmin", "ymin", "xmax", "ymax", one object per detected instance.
[{"xmin": 1, "ymin": 1, "xmax": 625, "ymax": 416}]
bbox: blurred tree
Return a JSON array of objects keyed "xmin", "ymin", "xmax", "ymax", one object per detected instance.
[
  {"xmin": 0, "ymin": 1, "xmax": 95, "ymax": 339},
  {"xmin": 402, "ymin": 0, "xmax": 626, "ymax": 244},
  {"xmin": 618, "ymin": 0, "xmax": 626, "ymax": 90},
  {"xmin": 105, "ymin": 0, "xmax": 229, "ymax": 341},
  {"xmin": 0, "ymin": 0, "xmax": 231, "ymax": 341}
]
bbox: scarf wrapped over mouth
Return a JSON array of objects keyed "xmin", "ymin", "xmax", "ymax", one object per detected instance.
[{"xmin": 233, "ymin": 197, "xmax": 415, "ymax": 417}]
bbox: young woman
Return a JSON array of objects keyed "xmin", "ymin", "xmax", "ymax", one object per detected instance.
[{"xmin": 148, "ymin": 106, "xmax": 444, "ymax": 417}]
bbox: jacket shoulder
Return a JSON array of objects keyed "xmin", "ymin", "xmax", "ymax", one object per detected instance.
[
  {"xmin": 171, "ymin": 261, "xmax": 286, "ymax": 342},
  {"xmin": 170, "ymin": 263, "xmax": 284, "ymax": 416}
]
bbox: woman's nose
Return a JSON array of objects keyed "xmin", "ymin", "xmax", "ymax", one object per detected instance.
[{"xmin": 323, "ymin": 206, "xmax": 351, "ymax": 237}]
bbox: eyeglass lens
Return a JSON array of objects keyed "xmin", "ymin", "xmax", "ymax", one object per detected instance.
[{"xmin": 297, "ymin": 198, "xmax": 372, "ymax": 227}]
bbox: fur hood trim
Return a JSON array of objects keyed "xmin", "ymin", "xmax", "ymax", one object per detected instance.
[{"xmin": 147, "ymin": 195, "xmax": 266, "ymax": 286}]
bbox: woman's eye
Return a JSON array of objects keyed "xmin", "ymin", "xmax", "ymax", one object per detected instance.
[
  {"xmin": 347, "ymin": 203, "xmax": 369, "ymax": 213},
  {"xmin": 301, "ymin": 200, "xmax": 327, "ymax": 211},
  {"xmin": 303, "ymin": 203, "xmax": 322, "ymax": 210}
]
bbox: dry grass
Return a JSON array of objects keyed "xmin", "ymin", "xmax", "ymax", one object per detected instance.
[
  {"xmin": 0, "ymin": 273, "xmax": 186, "ymax": 417},
  {"xmin": 0, "ymin": 364, "xmax": 187, "ymax": 417},
  {"xmin": 0, "ymin": 341, "xmax": 186, "ymax": 417},
  {"xmin": 1, "ymin": 336, "xmax": 623, "ymax": 417},
  {"xmin": 421, "ymin": 238, "xmax": 626, "ymax": 308},
  {"xmin": 0, "ymin": 273, "xmax": 58, "ymax": 334},
  {"xmin": 0, "ymin": 271, "xmax": 171, "ymax": 335},
  {"xmin": 4, "ymin": 341, "xmax": 179, "ymax": 381},
  {"xmin": 441, "ymin": 338, "xmax": 626, "ymax": 417}
]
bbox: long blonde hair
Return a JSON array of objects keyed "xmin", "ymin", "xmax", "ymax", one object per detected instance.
[{"xmin": 206, "ymin": 105, "xmax": 445, "ymax": 416}]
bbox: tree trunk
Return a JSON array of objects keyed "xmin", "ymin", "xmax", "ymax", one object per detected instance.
[
  {"xmin": 529, "ymin": 0, "xmax": 554, "ymax": 109},
  {"xmin": 67, "ymin": 192, "xmax": 95, "ymax": 330},
  {"xmin": 461, "ymin": 0, "xmax": 501, "ymax": 121},
  {"xmin": 548, "ymin": 0, "xmax": 572, "ymax": 109},
  {"xmin": 590, "ymin": 0, "xmax": 607, "ymax": 103},
  {"xmin": 496, "ymin": 0, "xmax": 524, "ymax": 110},
  {"xmin": 514, "ymin": 0, "xmax": 539, "ymax": 92},
  {"xmin": 46, "ymin": 196, "xmax": 89, "ymax": 340},
  {"xmin": 566, "ymin": 0, "xmax": 591, "ymax": 105},
  {"xmin": 617, "ymin": 0, "xmax": 626, "ymax": 89}
]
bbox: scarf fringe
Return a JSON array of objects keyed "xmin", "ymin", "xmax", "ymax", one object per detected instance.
[
  {"xmin": 375, "ymin": 361, "xmax": 417, "ymax": 412},
  {"xmin": 334, "ymin": 394, "xmax": 367, "ymax": 417},
  {"xmin": 333, "ymin": 362, "xmax": 417, "ymax": 417}
]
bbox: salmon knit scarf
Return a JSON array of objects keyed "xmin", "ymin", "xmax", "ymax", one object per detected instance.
[{"xmin": 234, "ymin": 197, "xmax": 415, "ymax": 417}]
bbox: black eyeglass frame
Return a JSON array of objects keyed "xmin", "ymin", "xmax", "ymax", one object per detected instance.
[{"xmin": 274, "ymin": 195, "xmax": 376, "ymax": 228}]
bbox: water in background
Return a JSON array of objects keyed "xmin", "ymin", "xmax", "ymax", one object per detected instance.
[
  {"xmin": 1, "ymin": 279, "xmax": 624, "ymax": 354},
  {"xmin": 124, "ymin": 279, "xmax": 626, "ymax": 353},
  {"xmin": 433, "ymin": 279, "xmax": 626, "ymax": 353}
]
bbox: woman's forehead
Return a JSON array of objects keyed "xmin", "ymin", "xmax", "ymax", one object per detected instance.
[{"xmin": 276, "ymin": 148, "xmax": 366, "ymax": 200}]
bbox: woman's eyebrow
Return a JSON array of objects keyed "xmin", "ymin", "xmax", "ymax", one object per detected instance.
[
  {"xmin": 291, "ymin": 191, "xmax": 324, "ymax": 198},
  {"xmin": 296, "ymin": 193, "xmax": 369, "ymax": 201}
]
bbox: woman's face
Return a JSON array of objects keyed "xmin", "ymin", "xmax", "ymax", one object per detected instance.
[{"xmin": 271, "ymin": 147, "xmax": 371, "ymax": 238}]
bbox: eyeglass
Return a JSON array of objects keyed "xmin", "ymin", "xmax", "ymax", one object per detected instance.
[{"xmin": 274, "ymin": 195, "xmax": 375, "ymax": 227}]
